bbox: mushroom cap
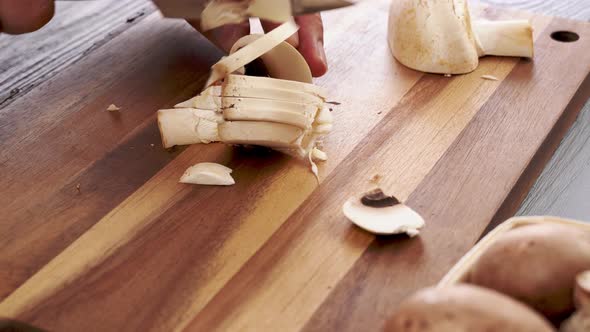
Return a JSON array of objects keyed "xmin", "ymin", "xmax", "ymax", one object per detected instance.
[
  {"xmin": 343, "ymin": 197, "xmax": 424, "ymax": 236},
  {"xmin": 388, "ymin": 0, "xmax": 480, "ymax": 74}
]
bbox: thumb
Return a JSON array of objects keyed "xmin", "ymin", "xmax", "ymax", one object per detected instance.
[{"xmin": 295, "ymin": 14, "xmax": 327, "ymax": 77}]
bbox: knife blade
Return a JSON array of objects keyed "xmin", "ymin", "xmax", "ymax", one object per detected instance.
[{"xmin": 56, "ymin": 0, "xmax": 354, "ymax": 19}]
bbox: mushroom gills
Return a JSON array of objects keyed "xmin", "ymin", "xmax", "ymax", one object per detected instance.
[{"xmin": 343, "ymin": 189, "xmax": 425, "ymax": 237}]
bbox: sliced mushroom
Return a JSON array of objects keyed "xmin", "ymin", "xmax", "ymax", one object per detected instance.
[
  {"xmin": 219, "ymin": 121, "xmax": 305, "ymax": 148},
  {"xmin": 206, "ymin": 20, "xmax": 300, "ymax": 86},
  {"xmin": 230, "ymin": 34, "xmax": 313, "ymax": 84},
  {"xmin": 343, "ymin": 189, "xmax": 425, "ymax": 236},
  {"xmin": 388, "ymin": 0, "xmax": 534, "ymax": 74},
  {"xmin": 180, "ymin": 163, "xmax": 235, "ymax": 186}
]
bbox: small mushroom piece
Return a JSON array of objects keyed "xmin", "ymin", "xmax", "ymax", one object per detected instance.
[
  {"xmin": 107, "ymin": 104, "xmax": 121, "ymax": 112},
  {"xmin": 180, "ymin": 163, "xmax": 235, "ymax": 186},
  {"xmin": 311, "ymin": 148, "xmax": 328, "ymax": 161},
  {"xmin": 343, "ymin": 189, "xmax": 425, "ymax": 236}
]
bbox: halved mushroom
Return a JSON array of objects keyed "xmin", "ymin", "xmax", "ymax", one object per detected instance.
[
  {"xmin": 180, "ymin": 163, "xmax": 235, "ymax": 186},
  {"xmin": 388, "ymin": 0, "xmax": 534, "ymax": 74},
  {"xmin": 343, "ymin": 189, "xmax": 425, "ymax": 237}
]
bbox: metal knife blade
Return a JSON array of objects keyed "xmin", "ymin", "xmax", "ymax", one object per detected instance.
[{"xmin": 57, "ymin": 0, "xmax": 354, "ymax": 19}]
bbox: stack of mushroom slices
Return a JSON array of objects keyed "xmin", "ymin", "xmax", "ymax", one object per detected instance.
[{"xmin": 157, "ymin": 20, "xmax": 333, "ymax": 185}]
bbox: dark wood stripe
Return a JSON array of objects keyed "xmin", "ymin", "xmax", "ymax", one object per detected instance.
[
  {"xmin": 0, "ymin": 17, "xmax": 221, "ymax": 300},
  {"xmin": 302, "ymin": 17, "xmax": 590, "ymax": 332}
]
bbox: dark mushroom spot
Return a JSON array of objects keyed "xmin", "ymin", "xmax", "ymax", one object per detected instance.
[{"xmin": 361, "ymin": 188, "xmax": 400, "ymax": 208}]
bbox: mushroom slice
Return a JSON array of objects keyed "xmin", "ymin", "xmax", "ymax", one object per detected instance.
[
  {"xmin": 157, "ymin": 108, "xmax": 223, "ymax": 148},
  {"xmin": 218, "ymin": 121, "xmax": 305, "ymax": 148},
  {"xmin": 224, "ymin": 75, "xmax": 327, "ymax": 100},
  {"xmin": 206, "ymin": 20, "xmax": 299, "ymax": 86},
  {"xmin": 221, "ymin": 98, "xmax": 317, "ymax": 129},
  {"xmin": 312, "ymin": 148, "xmax": 328, "ymax": 161},
  {"xmin": 230, "ymin": 34, "xmax": 313, "ymax": 84},
  {"xmin": 180, "ymin": 163, "xmax": 235, "ymax": 186},
  {"xmin": 198, "ymin": 82, "xmax": 324, "ymax": 106},
  {"xmin": 343, "ymin": 189, "xmax": 425, "ymax": 236}
]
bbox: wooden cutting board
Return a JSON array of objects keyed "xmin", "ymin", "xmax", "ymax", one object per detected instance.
[{"xmin": 1, "ymin": 0, "xmax": 589, "ymax": 331}]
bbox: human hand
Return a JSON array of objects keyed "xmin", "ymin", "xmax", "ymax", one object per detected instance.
[
  {"xmin": 0, "ymin": 0, "xmax": 54, "ymax": 34},
  {"xmin": 189, "ymin": 14, "xmax": 328, "ymax": 77}
]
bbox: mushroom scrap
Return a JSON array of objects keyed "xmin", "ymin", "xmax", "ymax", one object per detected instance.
[
  {"xmin": 157, "ymin": 20, "xmax": 332, "ymax": 183},
  {"xmin": 388, "ymin": 0, "xmax": 534, "ymax": 74}
]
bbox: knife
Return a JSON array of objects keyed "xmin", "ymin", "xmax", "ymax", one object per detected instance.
[{"xmin": 58, "ymin": 0, "xmax": 355, "ymax": 20}]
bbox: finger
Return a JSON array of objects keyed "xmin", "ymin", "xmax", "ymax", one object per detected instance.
[
  {"xmin": 188, "ymin": 19, "xmax": 250, "ymax": 54},
  {"xmin": 260, "ymin": 20, "xmax": 299, "ymax": 48},
  {"xmin": 0, "ymin": 0, "xmax": 54, "ymax": 34},
  {"xmin": 295, "ymin": 14, "xmax": 327, "ymax": 77}
]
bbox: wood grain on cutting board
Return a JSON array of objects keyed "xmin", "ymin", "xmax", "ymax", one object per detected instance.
[{"xmin": 0, "ymin": 0, "xmax": 589, "ymax": 331}]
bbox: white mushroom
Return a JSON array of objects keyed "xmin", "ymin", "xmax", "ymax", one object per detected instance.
[
  {"xmin": 343, "ymin": 189, "xmax": 425, "ymax": 237},
  {"xmin": 180, "ymin": 163, "xmax": 235, "ymax": 186},
  {"xmin": 219, "ymin": 121, "xmax": 305, "ymax": 148},
  {"xmin": 230, "ymin": 34, "xmax": 313, "ymax": 84},
  {"xmin": 388, "ymin": 0, "xmax": 534, "ymax": 74}
]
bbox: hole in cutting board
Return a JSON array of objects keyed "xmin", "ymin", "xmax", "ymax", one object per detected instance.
[{"xmin": 550, "ymin": 31, "xmax": 580, "ymax": 43}]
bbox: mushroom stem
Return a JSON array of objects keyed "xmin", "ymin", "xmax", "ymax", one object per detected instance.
[{"xmin": 473, "ymin": 20, "xmax": 534, "ymax": 58}]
